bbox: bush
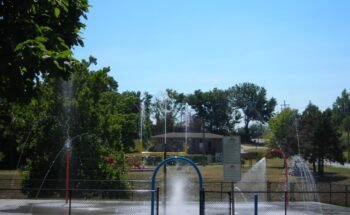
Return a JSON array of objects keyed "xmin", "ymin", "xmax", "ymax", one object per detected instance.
[{"xmin": 186, "ymin": 154, "xmax": 207, "ymax": 165}]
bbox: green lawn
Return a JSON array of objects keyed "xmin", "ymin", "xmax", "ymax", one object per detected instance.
[
  {"xmin": 2, "ymin": 158, "xmax": 349, "ymax": 184},
  {"xmin": 0, "ymin": 170, "xmax": 22, "ymax": 179}
]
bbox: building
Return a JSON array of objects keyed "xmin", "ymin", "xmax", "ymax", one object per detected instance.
[{"xmin": 151, "ymin": 132, "xmax": 223, "ymax": 155}]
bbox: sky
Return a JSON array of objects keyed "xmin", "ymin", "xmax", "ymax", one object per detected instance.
[{"xmin": 73, "ymin": 0, "xmax": 350, "ymax": 111}]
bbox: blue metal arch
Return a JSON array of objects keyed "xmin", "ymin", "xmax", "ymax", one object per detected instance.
[{"xmin": 151, "ymin": 156, "xmax": 203, "ymax": 215}]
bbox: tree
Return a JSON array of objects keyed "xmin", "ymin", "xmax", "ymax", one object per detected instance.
[
  {"xmin": 249, "ymin": 123, "xmax": 267, "ymax": 139},
  {"xmin": 141, "ymin": 92, "xmax": 153, "ymax": 149},
  {"xmin": 332, "ymin": 89, "xmax": 350, "ymax": 162},
  {"xmin": 15, "ymin": 57, "xmax": 139, "ymax": 194},
  {"xmin": 0, "ymin": 0, "xmax": 89, "ymax": 102},
  {"xmin": 314, "ymin": 109, "xmax": 344, "ymax": 176},
  {"xmin": 187, "ymin": 88, "xmax": 240, "ymax": 135},
  {"xmin": 300, "ymin": 103, "xmax": 322, "ymax": 173},
  {"xmin": 300, "ymin": 103, "xmax": 344, "ymax": 176},
  {"xmin": 266, "ymin": 108, "xmax": 299, "ymax": 155},
  {"xmin": 152, "ymin": 89, "xmax": 186, "ymax": 134},
  {"xmin": 228, "ymin": 83, "xmax": 276, "ymax": 142},
  {"xmin": 0, "ymin": 0, "xmax": 89, "ymax": 169}
]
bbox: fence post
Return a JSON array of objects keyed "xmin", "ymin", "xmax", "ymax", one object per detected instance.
[
  {"xmin": 156, "ymin": 187, "xmax": 159, "ymax": 215},
  {"xmin": 346, "ymin": 185, "xmax": 348, "ymax": 207},
  {"xmin": 228, "ymin": 192, "xmax": 232, "ymax": 215},
  {"xmin": 254, "ymin": 193, "xmax": 258, "ymax": 215},
  {"xmin": 231, "ymin": 182, "xmax": 235, "ymax": 215},
  {"xmin": 200, "ymin": 188, "xmax": 205, "ymax": 215},
  {"xmin": 284, "ymin": 191, "xmax": 287, "ymax": 215},
  {"xmin": 329, "ymin": 183, "xmax": 332, "ymax": 204},
  {"xmin": 131, "ymin": 181, "xmax": 134, "ymax": 200},
  {"xmin": 289, "ymin": 182, "xmax": 294, "ymax": 201},
  {"xmin": 220, "ymin": 182, "xmax": 223, "ymax": 201},
  {"xmin": 69, "ymin": 189, "xmax": 72, "ymax": 215},
  {"xmin": 267, "ymin": 180, "xmax": 271, "ymax": 201}
]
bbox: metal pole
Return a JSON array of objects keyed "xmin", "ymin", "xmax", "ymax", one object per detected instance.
[
  {"xmin": 254, "ymin": 193, "xmax": 258, "ymax": 215},
  {"xmin": 267, "ymin": 181, "xmax": 271, "ymax": 202},
  {"xmin": 284, "ymin": 192, "xmax": 287, "ymax": 215},
  {"xmin": 231, "ymin": 182, "xmax": 235, "ymax": 215},
  {"xmin": 131, "ymin": 181, "xmax": 134, "ymax": 200},
  {"xmin": 345, "ymin": 185, "xmax": 348, "ymax": 207},
  {"xmin": 163, "ymin": 100, "xmax": 167, "ymax": 212},
  {"xmin": 185, "ymin": 103, "xmax": 188, "ymax": 145},
  {"xmin": 200, "ymin": 188, "xmax": 205, "ymax": 215},
  {"xmin": 68, "ymin": 190, "xmax": 72, "ymax": 215},
  {"xmin": 163, "ymin": 150, "xmax": 167, "ymax": 212},
  {"xmin": 347, "ymin": 128, "xmax": 349, "ymax": 163},
  {"xmin": 284, "ymin": 154, "xmax": 289, "ymax": 208},
  {"xmin": 329, "ymin": 183, "xmax": 332, "ymax": 204},
  {"xmin": 156, "ymin": 187, "xmax": 160, "ymax": 215},
  {"xmin": 228, "ymin": 192, "xmax": 232, "ymax": 215},
  {"xmin": 140, "ymin": 102, "xmax": 143, "ymax": 146},
  {"xmin": 220, "ymin": 182, "xmax": 223, "ymax": 201}
]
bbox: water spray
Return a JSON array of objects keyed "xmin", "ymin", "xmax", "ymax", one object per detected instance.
[
  {"xmin": 269, "ymin": 149, "xmax": 289, "ymax": 208},
  {"xmin": 65, "ymin": 138, "xmax": 71, "ymax": 204}
]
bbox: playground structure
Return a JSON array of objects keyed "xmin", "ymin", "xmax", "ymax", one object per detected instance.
[{"xmin": 150, "ymin": 156, "xmax": 204, "ymax": 215}]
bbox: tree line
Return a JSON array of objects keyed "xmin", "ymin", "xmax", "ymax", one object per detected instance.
[{"xmin": 147, "ymin": 84, "xmax": 276, "ymax": 146}]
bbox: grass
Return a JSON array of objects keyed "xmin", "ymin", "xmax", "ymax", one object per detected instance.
[
  {"xmin": 0, "ymin": 170, "xmax": 25, "ymax": 198},
  {"xmin": 2, "ymin": 158, "xmax": 349, "ymax": 184},
  {"xmin": 343, "ymin": 151, "xmax": 349, "ymax": 162},
  {"xmin": 127, "ymin": 157, "xmax": 350, "ymax": 184},
  {"xmin": 126, "ymin": 160, "xmax": 260, "ymax": 182},
  {"xmin": 0, "ymin": 170, "xmax": 22, "ymax": 179},
  {"xmin": 317, "ymin": 165, "xmax": 350, "ymax": 184}
]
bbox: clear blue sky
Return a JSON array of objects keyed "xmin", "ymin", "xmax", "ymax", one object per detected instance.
[{"xmin": 74, "ymin": 0, "xmax": 350, "ymax": 111}]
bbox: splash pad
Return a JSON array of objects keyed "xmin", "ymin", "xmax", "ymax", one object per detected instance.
[{"xmin": 1, "ymin": 156, "xmax": 350, "ymax": 214}]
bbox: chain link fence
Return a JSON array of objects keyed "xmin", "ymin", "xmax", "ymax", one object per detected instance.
[
  {"xmin": 0, "ymin": 179, "xmax": 350, "ymax": 214},
  {"xmin": 0, "ymin": 188, "xmax": 156, "ymax": 215}
]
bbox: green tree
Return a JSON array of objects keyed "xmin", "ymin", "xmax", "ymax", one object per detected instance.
[
  {"xmin": 152, "ymin": 89, "xmax": 186, "ymax": 134},
  {"xmin": 16, "ymin": 57, "xmax": 139, "ymax": 194},
  {"xmin": 300, "ymin": 104, "xmax": 344, "ymax": 176},
  {"xmin": 0, "ymin": 0, "xmax": 89, "ymax": 169},
  {"xmin": 141, "ymin": 92, "xmax": 153, "ymax": 150},
  {"xmin": 266, "ymin": 108, "xmax": 299, "ymax": 155},
  {"xmin": 229, "ymin": 83, "xmax": 276, "ymax": 142},
  {"xmin": 187, "ymin": 88, "xmax": 240, "ymax": 135},
  {"xmin": 314, "ymin": 109, "xmax": 344, "ymax": 176},
  {"xmin": 300, "ymin": 103, "xmax": 322, "ymax": 173},
  {"xmin": 0, "ymin": 0, "xmax": 89, "ymax": 101},
  {"xmin": 249, "ymin": 123, "xmax": 267, "ymax": 139},
  {"xmin": 332, "ymin": 89, "xmax": 350, "ymax": 162}
]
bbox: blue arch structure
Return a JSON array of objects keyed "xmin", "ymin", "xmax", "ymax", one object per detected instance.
[{"xmin": 151, "ymin": 156, "xmax": 204, "ymax": 215}]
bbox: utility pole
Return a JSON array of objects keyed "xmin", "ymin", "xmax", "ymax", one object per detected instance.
[
  {"xmin": 347, "ymin": 102, "xmax": 350, "ymax": 163},
  {"xmin": 185, "ymin": 103, "xmax": 188, "ymax": 153},
  {"xmin": 348, "ymin": 125, "xmax": 350, "ymax": 163},
  {"xmin": 163, "ymin": 98, "xmax": 167, "ymax": 212},
  {"xmin": 280, "ymin": 100, "xmax": 289, "ymax": 111},
  {"xmin": 344, "ymin": 93, "xmax": 350, "ymax": 163}
]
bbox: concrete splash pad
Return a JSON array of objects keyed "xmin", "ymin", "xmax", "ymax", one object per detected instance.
[{"xmin": 1, "ymin": 200, "xmax": 350, "ymax": 215}]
